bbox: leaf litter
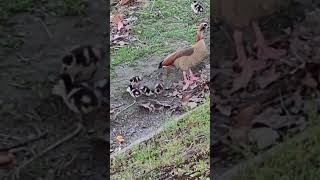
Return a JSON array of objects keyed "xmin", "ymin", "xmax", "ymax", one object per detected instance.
[
  {"xmin": 111, "ymin": 63, "xmax": 210, "ymax": 153},
  {"xmin": 212, "ymin": 5, "xmax": 320, "ymax": 176},
  {"xmin": 110, "ymin": 1, "xmax": 140, "ymax": 48}
]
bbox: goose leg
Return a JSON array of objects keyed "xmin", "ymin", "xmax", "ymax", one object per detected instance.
[
  {"xmin": 189, "ymin": 69, "xmax": 200, "ymax": 82},
  {"xmin": 182, "ymin": 71, "xmax": 193, "ymax": 90}
]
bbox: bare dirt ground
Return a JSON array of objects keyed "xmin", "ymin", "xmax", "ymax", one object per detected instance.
[{"xmin": 0, "ymin": 0, "xmax": 108, "ymax": 179}]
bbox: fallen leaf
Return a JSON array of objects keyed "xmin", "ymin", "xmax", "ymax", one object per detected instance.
[
  {"xmin": 111, "ymin": 14, "xmax": 124, "ymax": 31},
  {"xmin": 257, "ymin": 64, "xmax": 280, "ymax": 89},
  {"xmin": 119, "ymin": 0, "xmax": 131, "ymax": 6},
  {"xmin": 0, "ymin": 152, "xmax": 16, "ymax": 169},
  {"xmin": 231, "ymin": 66, "xmax": 254, "ymax": 93},
  {"xmin": 116, "ymin": 135, "xmax": 124, "ymax": 144},
  {"xmin": 248, "ymin": 127, "xmax": 279, "ymax": 150},
  {"xmin": 232, "ymin": 59, "xmax": 266, "ymax": 92},
  {"xmin": 169, "ymin": 90, "xmax": 180, "ymax": 97},
  {"xmin": 234, "ymin": 103, "xmax": 261, "ymax": 129},
  {"xmin": 302, "ymin": 72, "xmax": 318, "ymax": 88},
  {"xmin": 188, "ymin": 102, "xmax": 198, "ymax": 109},
  {"xmin": 181, "ymin": 93, "xmax": 192, "ymax": 106}
]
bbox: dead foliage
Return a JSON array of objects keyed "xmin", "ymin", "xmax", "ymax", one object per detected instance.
[{"xmin": 212, "ymin": 7, "xmax": 320, "ymax": 174}]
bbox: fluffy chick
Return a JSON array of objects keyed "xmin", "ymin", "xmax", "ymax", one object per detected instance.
[
  {"xmin": 61, "ymin": 45, "xmax": 106, "ymax": 83},
  {"xmin": 52, "ymin": 73, "xmax": 104, "ymax": 115},
  {"xmin": 129, "ymin": 76, "xmax": 142, "ymax": 88},
  {"xmin": 154, "ymin": 83, "xmax": 164, "ymax": 95},
  {"xmin": 140, "ymin": 85, "xmax": 154, "ymax": 96},
  {"xmin": 191, "ymin": 1, "xmax": 204, "ymax": 14},
  {"xmin": 126, "ymin": 85, "xmax": 141, "ymax": 98}
]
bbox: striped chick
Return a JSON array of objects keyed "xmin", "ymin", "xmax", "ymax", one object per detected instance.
[
  {"xmin": 52, "ymin": 73, "xmax": 104, "ymax": 117},
  {"xmin": 61, "ymin": 45, "xmax": 106, "ymax": 83}
]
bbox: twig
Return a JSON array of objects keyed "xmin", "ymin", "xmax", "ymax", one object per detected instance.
[
  {"xmin": 16, "ymin": 54, "xmax": 30, "ymax": 63},
  {"xmin": 113, "ymin": 100, "xmax": 136, "ymax": 120},
  {"xmin": 0, "ymin": 134, "xmax": 21, "ymax": 141},
  {"xmin": 111, "ymin": 103, "xmax": 125, "ymax": 109},
  {"xmin": 149, "ymin": 98, "xmax": 175, "ymax": 106},
  {"xmin": 8, "ymin": 123, "xmax": 83, "ymax": 180},
  {"xmin": 0, "ymin": 132, "xmax": 47, "ymax": 152},
  {"xmin": 37, "ymin": 18, "xmax": 53, "ymax": 39},
  {"xmin": 279, "ymin": 89, "xmax": 291, "ymax": 115}
]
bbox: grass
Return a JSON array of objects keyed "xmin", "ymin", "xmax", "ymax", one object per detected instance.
[
  {"xmin": 62, "ymin": 0, "xmax": 86, "ymax": 16},
  {"xmin": 110, "ymin": 101, "xmax": 210, "ymax": 179},
  {"xmin": 110, "ymin": 0, "xmax": 209, "ymax": 66},
  {"xmin": 230, "ymin": 103, "xmax": 320, "ymax": 180},
  {"xmin": 0, "ymin": 0, "xmax": 34, "ymax": 22},
  {"xmin": 0, "ymin": 36, "xmax": 24, "ymax": 49}
]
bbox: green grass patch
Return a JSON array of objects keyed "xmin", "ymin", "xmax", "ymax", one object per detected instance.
[
  {"xmin": 111, "ymin": 0, "xmax": 209, "ymax": 66},
  {"xmin": 111, "ymin": 101, "xmax": 210, "ymax": 179},
  {"xmin": 62, "ymin": 0, "xmax": 86, "ymax": 16},
  {"xmin": 0, "ymin": 0, "xmax": 34, "ymax": 22},
  {"xmin": 231, "ymin": 109, "xmax": 320, "ymax": 180},
  {"xmin": 0, "ymin": 36, "xmax": 24, "ymax": 49}
]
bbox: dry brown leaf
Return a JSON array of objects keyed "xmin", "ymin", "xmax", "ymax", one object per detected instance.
[
  {"xmin": 230, "ymin": 103, "xmax": 261, "ymax": 144},
  {"xmin": 231, "ymin": 66, "xmax": 254, "ymax": 93},
  {"xmin": 119, "ymin": 0, "xmax": 131, "ymax": 5},
  {"xmin": 257, "ymin": 64, "xmax": 280, "ymax": 89},
  {"xmin": 181, "ymin": 93, "xmax": 192, "ymax": 106},
  {"xmin": 187, "ymin": 122, "xmax": 198, "ymax": 128},
  {"xmin": 234, "ymin": 103, "xmax": 261, "ymax": 129},
  {"xmin": 302, "ymin": 72, "xmax": 318, "ymax": 88},
  {"xmin": 116, "ymin": 135, "xmax": 125, "ymax": 144},
  {"xmin": 232, "ymin": 59, "xmax": 266, "ymax": 92},
  {"xmin": 0, "ymin": 152, "xmax": 16, "ymax": 169},
  {"xmin": 111, "ymin": 14, "xmax": 124, "ymax": 31}
]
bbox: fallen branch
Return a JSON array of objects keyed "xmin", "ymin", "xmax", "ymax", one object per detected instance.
[
  {"xmin": 0, "ymin": 132, "xmax": 47, "ymax": 152},
  {"xmin": 7, "ymin": 123, "xmax": 83, "ymax": 180},
  {"xmin": 37, "ymin": 18, "xmax": 53, "ymax": 39},
  {"xmin": 112, "ymin": 100, "xmax": 136, "ymax": 120}
]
